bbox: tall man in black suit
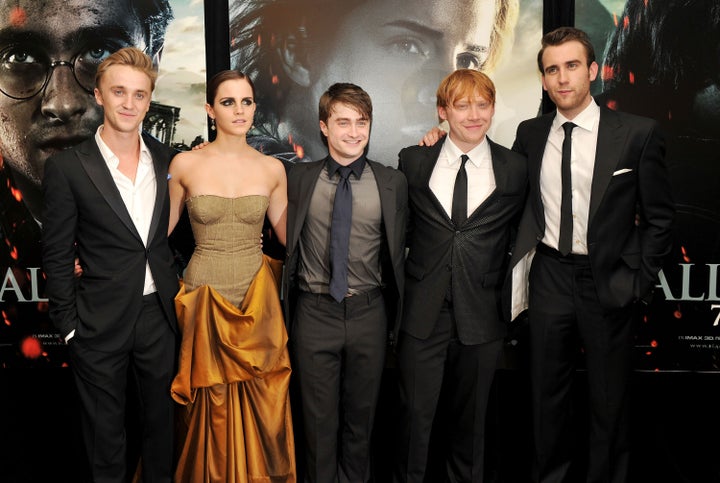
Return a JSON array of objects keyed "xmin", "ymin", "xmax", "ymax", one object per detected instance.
[
  {"xmin": 283, "ymin": 83, "xmax": 408, "ymax": 483},
  {"xmin": 509, "ymin": 27, "xmax": 674, "ymax": 482},
  {"xmin": 395, "ymin": 69, "xmax": 527, "ymax": 483},
  {"xmin": 42, "ymin": 47, "xmax": 179, "ymax": 483}
]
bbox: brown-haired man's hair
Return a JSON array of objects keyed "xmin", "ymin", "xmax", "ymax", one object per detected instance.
[
  {"xmin": 537, "ymin": 26, "xmax": 596, "ymax": 74},
  {"xmin": 318, "ymin": 83, "xmax": 373, "ymax": 125}
]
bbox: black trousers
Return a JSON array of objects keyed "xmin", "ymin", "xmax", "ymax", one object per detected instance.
[
  {"xmin": 292, "ymin": 289, "xmax": 387, "ymax": 483},
  {"xmin": 395, "ymin": 301, "xmax": 503, "ymax": 483},
  {"xmin": 69, "ymin": 294, "xmax": 177, "ymax": 483},
  {"xmin": 529, "ymin": 247, "xmax": 633, "ymax": 483}
]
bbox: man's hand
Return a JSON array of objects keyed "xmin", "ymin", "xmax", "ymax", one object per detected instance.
[
  {"xmin": 74, "ymin": 258, "xmax": 83, "ymax": 278},
  {"xmin": 419, "ymin": 126, "xmax": 447, "ymax": 146},
  {"xmin": 192, "ymin": 141, "xmax": 210, "ymax": 151}
]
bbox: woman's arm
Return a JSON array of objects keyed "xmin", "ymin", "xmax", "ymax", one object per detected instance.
[{"xmin": 266, "ymin": 158, "xmax": 288, "ymax": 247}]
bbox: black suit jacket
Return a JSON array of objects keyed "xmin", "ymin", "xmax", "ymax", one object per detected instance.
[
  {"xmin": 42, "ymin": 134, "xmax": 179, "ymax": 352},
  {"xmin": 509, "ymin": 105, "xmax": 675, "ymax": 318},
  {"xmin": 399, "ymin": 137, "xmax": 527, "ymax": 345},
  {"xmin": 282, "ymin": 157, "xmax": 408, "ymax": 335}
]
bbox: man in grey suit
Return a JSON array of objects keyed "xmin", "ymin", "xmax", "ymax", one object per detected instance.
[
  {"xmin": 395, "ymin": 69, "xmax": 527, "ymax": 483},
  {"xmin": 42, "ymin": 48, "xmax": 178, "ymax": 483},
  {"xmin": 283, "ymin": 83, "xmax": 408, "ymax": 483},
  {"xmin": 509, "ymin": 27, "xmax": 674, "ymax": 482}
]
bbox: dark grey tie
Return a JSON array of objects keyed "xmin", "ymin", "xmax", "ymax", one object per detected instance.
[
  {"xmin": 558, "ymin": 122, "xmax": 576, "ymax": 256},
  {"xmin": 451, "ymin": 154, "xmax": 469, "ymax": 226},
  {"xmin": 329, "ymin": 166, "xmax": 353, "ymax": 302}
]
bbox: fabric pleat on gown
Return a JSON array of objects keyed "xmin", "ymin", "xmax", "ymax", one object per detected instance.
[{"xmin": 171, "ymin": 255, "xmax": 295, "ymax": 482}]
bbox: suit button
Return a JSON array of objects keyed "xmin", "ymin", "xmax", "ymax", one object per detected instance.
[
  {"xmin": 455, "ymin": 230, "xmax": 461, "ymax": 235},
  {"xmin": 446, "ymin": 265, "xmax": 452, "ymax": 271}
]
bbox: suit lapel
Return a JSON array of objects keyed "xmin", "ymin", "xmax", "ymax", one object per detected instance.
[
  {"xmin": 78, "ymin": 140, "xmax": 142, "ymax": 242},
  {"xmin": 417, "ymin": 140, "xmax": 453, "ymax": 226},
  {"xmin": 589, "ymin": 107, "xmax": 624, "ymax": 223},
  {"xmin": 145, "ymin": 135, "xmax": 169, "ymax": 243},
  {"xmin": 368, "ymin": 160, "xmax": 397, "ymax": 250},
  {"xmin": 289, "ymin": 160, "xmax": 325, "ymax": 251},
  {"xmin": 487, "ymin": 138, "xmax": 507, "ymax": 192},
  {"xmin": 530, "ymin": 115, "xmax": 554, "ymax": 228}
]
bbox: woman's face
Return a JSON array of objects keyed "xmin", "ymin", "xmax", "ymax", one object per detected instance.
[{"xmin": 297, "ymin": 0, "xmax": 497, "ymax": 163}]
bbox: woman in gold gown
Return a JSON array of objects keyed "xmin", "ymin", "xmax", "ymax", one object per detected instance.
[{"xmin": 167, "ymin": 70, "xmax": 294, "ymax": 482}]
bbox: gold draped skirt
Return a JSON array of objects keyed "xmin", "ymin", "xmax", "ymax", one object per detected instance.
[{"xmin": 171, "ymin": 256, "xmax": 296, "ymax": 482}]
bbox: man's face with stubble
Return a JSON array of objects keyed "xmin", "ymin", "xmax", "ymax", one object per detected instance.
[{"xmin": 0, "ymin": 0, "xmax": 148, "ymax": 216}]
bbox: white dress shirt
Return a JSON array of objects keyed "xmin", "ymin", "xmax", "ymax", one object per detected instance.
[
  {"xmin": 429, "ymin": 136, "xmax": 495, "ymax": 219},
  {"xmin": 95, "ymin": 126, "xmax": 158, "ymax": 295},
  {"xmin": 539, "ymin": 100, "xmax": 600, "ymax": 255}
]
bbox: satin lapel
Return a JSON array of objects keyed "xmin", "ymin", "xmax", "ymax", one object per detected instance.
[
  {"xmin": 589, "ymin": 108, "xmax": 624, "ymax": 224},
  {"xmin": 530, "ymin": 115, "xmax": 554, "ymax": 228},
  {"xmin": 77, "ymin": 141, "xmax": 142, "ymax": 241},
  {"xmin": 369, "ymin": 160, "xmax": 397, "ymax": 250},
  {"xmin": 147, "ymin": 137, "xmax": 169, "ymax": 243},
  {"xmin": 289, "ymin": 160, "xmax": 325, "ymax": 251}
]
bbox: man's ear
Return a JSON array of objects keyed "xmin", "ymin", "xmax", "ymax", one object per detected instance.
[
  {"xmin": 588, "ymin": 61, "xmax": 599, "ymax": 82},
  {"xmin": 437, "ymin": 106, "xmax": 448, "ymax": 122},
  {"xmin": 278, "ymin": 33, "xmax": 310, "ymax": 87},
  {"xmin": 94, "ymin": 88, "xmax": 103, "ymax": 107}
]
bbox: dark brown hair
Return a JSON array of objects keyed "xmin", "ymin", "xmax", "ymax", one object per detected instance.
[
  {"xmin": 206, "ymin": 70, "xmax": 256, "ymax": 104},
  {"xmin": 537, "ymin": 26, "xmax": 596, "ymax": 74},
  {"xmin": 318, "ymin": 83, "xmax": 372, "ymax": 124}
]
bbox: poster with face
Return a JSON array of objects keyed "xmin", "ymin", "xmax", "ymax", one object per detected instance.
[
  {"xmin": 228, "ymin": 0, "xmax": 542, "ymax": 167},
  {"xmin": 0, "ymin": 0, "xmax": 206, "ymax": 367},
  {"xmin": 579, "ymin": 0, "xmax": 720, "ymax": 371}
]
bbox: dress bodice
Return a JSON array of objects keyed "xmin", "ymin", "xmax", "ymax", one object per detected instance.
[{"xmin": 182, "ymin": 194, "xmax": 268, "ymax": 306}]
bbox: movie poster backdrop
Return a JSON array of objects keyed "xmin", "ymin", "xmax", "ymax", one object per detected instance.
[
  {"xmin": 580, "ymin": 0, "xmax": 720, "ymax": 371},
  {"xmin": 227, "ymin": 0, "xmax": 543, "ymax": 166},
  {"xmin": 0, "ymin": 0, "xmax": 207, "ymax": 367},
  {"xmin": 3, "ymin": 0, "xmax": 718, "ymax": 372}
]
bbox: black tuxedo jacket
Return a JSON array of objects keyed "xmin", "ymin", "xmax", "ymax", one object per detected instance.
[
  {"xmin": 282, "ymin": 157, "xmax": 408, "ymax": 334},
  {"xmin": 509, "ymin": 105, "xmax": 675, "ymax": 317},
  {"xmin": 399, "ymin": 137, "xmax": 527, "ymax": 345},
  {"xmin": 42, "ymin": 134, "xmax": 179, "ymax": 352}
]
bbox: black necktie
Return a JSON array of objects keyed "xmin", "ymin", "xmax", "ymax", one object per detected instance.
[
  {"xmin": 451, "ymin": 154, "xmax": 469, "ymax": 226},
  {"xmin": 329, "ymin": 166, "xmax": 353, "ymax": 302},
  {"xmin": 558, "ymin": 122, "xmax": 576, "ymax": 256}
]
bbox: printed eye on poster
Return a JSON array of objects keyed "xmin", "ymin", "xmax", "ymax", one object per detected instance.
[
  {"xmin": 227, "ymin": 0, "xmax": 542, "ymax": 166},
  {"xmin": 0, "ymin": 0, "xmax": 206, "ymax": 367}
]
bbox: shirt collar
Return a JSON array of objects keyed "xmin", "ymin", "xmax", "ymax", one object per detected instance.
[
  {"xmin": 553, "ymin": 98, "xmax": 600, "ymax": 134},
  {"xmin": 326, "ymin": 155, "xmax": 366, "ymax": 179},
  {"xmin": 95, "ymin": 125, "xmax": 153, "ymax": 169},
  {"xmin": 442, "ymin": 135, "xmax": 490, "ymax": 168}
]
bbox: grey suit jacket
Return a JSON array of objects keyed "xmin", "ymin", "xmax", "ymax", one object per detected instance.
[
  {"xmin": 399, "ymin": 137, "xmax": 527, "ymax": 345},
  {"xmin": 509, "ymin": 104, "xmax": 675, "ymax": 319},
  {"xmin": 42, "ymin": 134, "xmax": 179, "ymax": 351},
  {"xmin": 282, "ymin": 157, "xmax": 408, "ymax": 335}
]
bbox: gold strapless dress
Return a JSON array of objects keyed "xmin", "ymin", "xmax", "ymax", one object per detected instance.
[{"xmin": 171, "ymin": 195, "xmax": 295, "ymax": 483}]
